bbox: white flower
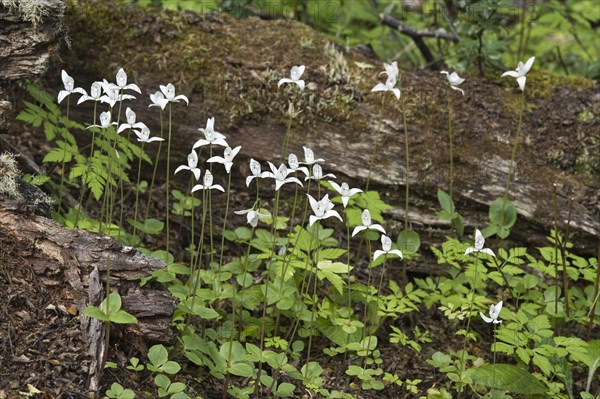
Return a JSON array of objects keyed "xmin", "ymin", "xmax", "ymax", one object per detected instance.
[
  {"xmin": 480, "ymin": 301, "xmax": 503, "ymax": 324},
  {"xmin": 371, "ymin": 62, "xmax": 401, "ymax": 100},
  {"xmin": 191, "ymin": 170, "xmax": 224, "ymax": 193},
  {"xmin": 174, "ymin": 150, "xmax": 201, "ymax": 180},
  {"xmin": 305, "ymin": 164, "xmax": 336, "ymax": 181},
  {"xmin": 118, "ymin": 107, "xmax": 147, "ymax": 133},
  {"xmin": 77, "ymin": 81, "xmax": 103, "ymax": 104},
  {"xmin": 115, "ymin": 68, "xmax": 142, "ymax": 93},
  {"xmin": 352, "ymin": 209, "xmax": 386, "ymax": 237},
  {"xmin": 87, "ymin": 111, "xmax": 112, "ymax": 129},
  {"xmin": 464, "ymin": 229, "xmax": 495, "ymax": 257},
  {"xmin": 266, "ymin": 162, "xmax": 303, "ymax": 191},
  {"xmin": 287, "ymin": 153, "xmax": 309, "ymax": 177},
  {"xmin": 100, "ymin": 80, "xmax": 136, "ymax": 107},
  {"xmin": 134, "ymin": 126, "xmax": 164, "ymax": 144},
  {"xmin": 207, "ymin": 146, "xmax": 242, "ymax": 174},
  {"xmin": 328, "ymin": 181, "xmax": 362, "ymax": 208},
  {"xmin": 373, "ymin": 235, "xmax": 403, "ymax": 261},
  {"xmin": 301, "ymin": 146, "xmax": 324, "ymax": 166},
  {"xmin": 57, "ymin": 70, "xmax": 85, "ymax": 104},
  {"xmin": 440, "ymin": 71, "xmax": 465, "ymax": 95},
  {"xmin": 278, "ymin": 65, "xmax": 305, "ymax": 91},
  {"xmin": 193, "ymin": 117, "xmax": 228, "ymax": 148},
  {"xmin": 159, "ymin": 83, "xmax": 189, "ymax": 105},
  {"xmin": 307, "ymin": 193, "xmax": 343, "ymax": 226},
  {"xmin": 234, "ymin": 208, "xmax": 269, "ymax": 228},
  {"xmin": 501, "ymin": 56, "xmax": 535, "ymax": 91},
  {"xmin": 246, "ymin": 158, "xmax": 270, "ymax": 187},
  {"xmin": 149, "ymin": 91, "xmax": 169, "ymax": 110}
]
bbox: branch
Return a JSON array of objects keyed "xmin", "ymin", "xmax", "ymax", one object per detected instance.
[{"xmin": 379, "ymin": 13, "xmax": 459, "ymax": 42}]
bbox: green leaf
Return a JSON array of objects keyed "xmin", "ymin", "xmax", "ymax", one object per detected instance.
[
  {"xmin": 397, "ymin": 228, "xmax": 420, "ymax": 254},
  {"xmin": 83, "ymin": 306, "xmax": 109, "ymax": 321},
  {"xmin": 110, "ymin": 310, "xmax": 138, "ymax": 324},
  {"xmin": 275, "ymin": 382, "xmax": 295, "ymax": 397},
  {"xmin": 437, "ymin": 189, "xmax": 455, "ymax": 214},
  {"xmin": 489, "ymin": 197, "xmax": 517, "ymax": 232},
  {"xmin": 128, "ymin": 218, "xmax": 164, "ymax": 235},
  {"xmin": 148, "ymin": 344, "xmax": 169, "ymax": 368},
  {"xmin": 228, "ymin": 362, "xmax": 254, "ymax": 377},
  {"xmin": 471, "ymin": 364, "xmax": 547, "ymax": 394}
]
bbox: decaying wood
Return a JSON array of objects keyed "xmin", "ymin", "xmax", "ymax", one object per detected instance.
[
  {"xmin": 0, "ymin": 200, "xmax": 176, "ymax": 390},
  {"xmin": 0, "ymin": 0, "xmax": 66, "ymax": 81}
]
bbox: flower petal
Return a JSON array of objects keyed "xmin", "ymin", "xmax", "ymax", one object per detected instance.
[{"xmin": 480, "ymin": 312, "xmax": 493, "ymax": 323}]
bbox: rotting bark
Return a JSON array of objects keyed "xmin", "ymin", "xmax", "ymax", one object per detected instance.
[
  {"xmin": 0, "ymin": 0, "xmax": 66, "ymax": 81},
  {"xmin": 0, "ymin": 200, "xmax": 175, "ymax": 391}
]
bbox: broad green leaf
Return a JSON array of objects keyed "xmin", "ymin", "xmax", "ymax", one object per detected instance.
[
  {"xmin": 110, "ymin": 310, "xmax": 138, "ymax": 324},
  {"xmin": 228, "ymin": 362, "xmax": 254, "ymax": 377},
  {"xmin": 437, "ymin": 189, "xmax": 455, "ymax": 213},
  {"xmin": 471, "ymin": 364, "xmax": 547, "ymax": 394},
  {"xmin": 397, "ymin": 228, "xmax": 420, "ymax": 254},
  {"xmin": 83, "ymin": 306, "xmax": 109, "ymax": 321}
]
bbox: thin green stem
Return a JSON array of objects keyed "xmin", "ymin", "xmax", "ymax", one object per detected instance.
[
  {"xmin": 57, "ymin": 98, "xmax": 70, "ymax": 214},
  {"xmin": 504, "ymin": 90, "xmax": 525, "ymax": 199},
  {"xmin": 281, "ymin": 106, "xmax": 294, "ymax": 162},
  {"xmin": 365, "ymin": 95, "xmax": 386, "ymax": 191},
  {"xmin": 165, "ymin": 103, "xmax": 173, "ymax": 259},
  {"xmin": 75, "ymin": 102, "xmax": 98, "ymax": 228},
  {"xmin": 401, "ymin": 93, "xmax": 410, "ymax": 230},
  {"xmin": 144, "ymin": 111, "xmax": 164, "ymax": 223},
  {"xmin": 218, "ymin": 171, "xmax": 233, "ymax": 277},
  {"xmin": 132, "ymin": 142, "xmax": 145, "ymax": 237},
  {"xmin": 446, "ymin": 85, "xmax": 454, "ymax": 200}
]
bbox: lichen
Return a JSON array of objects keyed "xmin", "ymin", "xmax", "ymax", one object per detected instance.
[
  {"xmin": 1, "ymin": 0, "xmax": 63, "ymax": 26},
  {"xmin": 0, "ymin": 152, "xmax": 22, "ymax": 200}
]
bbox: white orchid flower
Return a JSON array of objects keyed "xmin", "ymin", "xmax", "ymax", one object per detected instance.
[
  {"xmin": 287, "ymin": 153, "xmax": 309, "ymax": 177},
  {"xmin": 118, "ymin": 107, "xmax": 147, "ymax": 133},
  {"xmin": 464, "ymin": 229, "xmax": 496, "ymax": 257},
  {"xmin": 134, "ymin": 126, "xmax": 164, "ymax": 144},
  {"xmin": 191, "ymin": 170, "xmax": 224, "ymax": 193},
  {"xmin": 100, "ymin": 80, "xmax": 136, "ymax": 107},
  {"xmin": 501, "ymin": 56, "xmax": 535, "ymax": 91},
  {"xmin": 246, "ymin": 158, "xmax": 271, "ymax": 187},
  {"xmin": 305, "ymin": 164, "xmax": 336, "ymax": 181},
  {"xmin": 266, "ymin": 162, "xmax": 303, "ymax": 191},
  {"xmin": 480, "ymin": 301, "xmax": 503, "ymax": 324},
  {"xmin": 371, "ymin": 61, "xmax": 401, "ymax": 100},
  {"xmin": 115, "ymin": 68, "xmax": 142, "ymax": 93},
  {"xmin": 373, "ymin": 235, "xmax": 403, "ymax": 261},
  {"xmin": 174, "ymin": 150, "xmax": 201, "ymax": 181},
  {"xmin": 307, "ymin": 194, "xmax": 342, "ymax": 226},
  {"xmin": 57, "ymin": 70, "xmax": 85, "ymax": 104},
  {"xmin": 234, "ymin": 208, "xmax": 269, "ymax": 228},
  {"xmin": 149, "ymin": 91, "xmax": 169, "ymax": 110},
  {"xmin": 159, "ymin": 83, "xmax": 189, "ymax": 105},
  {"xmin": 77, "ymin": 81, "xmax": 103, "ymax": 104},
  {"xmin": 301, "ymin": 146, "xmax": 324, "ymax": 166},
  {"xmin": 440, "ymin": 71, "xmax": 465, "ymax": 95},
  {"xmin": 86, "ymin": 111, "xmax": 112, "ymax": 129},
  {"xmin": 328, "ymin": 181, "xmax": 362, "ymax": 208},
  {"xmin": 278, "ymin": 65, "xmax": 305, "ymax": 91},
  {"xmin": 352, "ymin": 209, "xmax": 386, "ymax": 237},
  {"xmin": 207, "ymin": 146, "xmax": 242, "ymax": 174},
  {"xmin": 193, "ymin": 117, "xmax": 228, "ymax": 148}
]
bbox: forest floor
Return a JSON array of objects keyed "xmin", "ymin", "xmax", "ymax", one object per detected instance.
[{"xmin": 1, "ymin": 1, "xmax": 599, "ymax": 398}]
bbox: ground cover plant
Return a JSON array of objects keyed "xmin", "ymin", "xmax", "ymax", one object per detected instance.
[{"xmin": 5, "ymin": 2, "xmax": 599, "ymax": 399}]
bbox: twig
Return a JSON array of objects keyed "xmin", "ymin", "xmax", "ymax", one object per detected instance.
[{"xmin": 379, "ymin": 13, "xmax": 458, "ymax": 66}]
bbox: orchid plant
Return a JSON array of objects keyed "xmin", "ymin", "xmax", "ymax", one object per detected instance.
[{"xmin": 17, "ymin": 45, "xmax": 598, "ymax": 399}]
